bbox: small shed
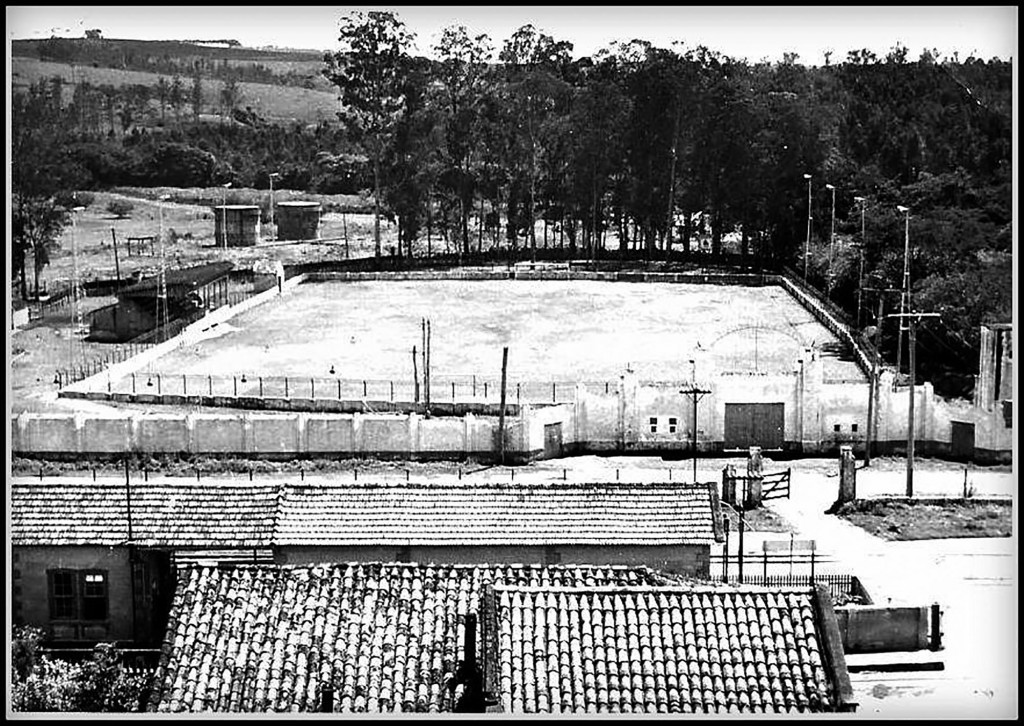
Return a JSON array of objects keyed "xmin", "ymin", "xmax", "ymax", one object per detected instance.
[
  {"xmin": 275, "ymin": 201, "xmax": 321, "ymax": 241},
  {"xmin": 214, "ymin": 205, "xmax": 262, "ymax": 247}
]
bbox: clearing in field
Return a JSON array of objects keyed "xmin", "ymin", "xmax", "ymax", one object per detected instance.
[{"xmin": 147, "ymin": 279, "xmax": 864, "ymax": 385}]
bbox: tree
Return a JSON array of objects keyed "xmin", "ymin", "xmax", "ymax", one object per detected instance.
[
  {"xmin": 169, "ymin": 73, "xmax": 185, "ymax": 125},
  {"xmin": 11, "ymin": 80, "xmax": 81, "ymax": 300},
  {"xmin": 499, "ymin": 25, "xmax": 574, "ymax": 259},
  {"xmin": 323, "ymin": 10, "xmax": 415, "ymax": 260},
  {"xmin": 106, "ymin": 199, "xmax": 134, "ymax": 218},
  {"xmin": 190, "ymin": 66, "xmax": 203, "ymax": 121},
  {"xmin": 220, "ymin": 75, "xmax": 241, "ymax": 121},
  {"xmin": 155, "ymin": 76, "xmax": 169, "ymax": 123},
  {"xmin": 432, "ymin": 25, "xmax": 494, "ymax": 255}
]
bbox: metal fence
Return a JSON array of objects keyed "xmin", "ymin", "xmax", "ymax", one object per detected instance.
[
  {"xmin": 100, "ymin": 371, "xmax": 616, "ymax": 405},
  {"xmin": 55, "ymin": 342, "xmax": 156, "ymax": 387}
]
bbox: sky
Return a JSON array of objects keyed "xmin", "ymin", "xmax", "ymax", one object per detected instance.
[{"xmin": 6, "ymin": 5, "xmax": 1018, "ymax": 65}]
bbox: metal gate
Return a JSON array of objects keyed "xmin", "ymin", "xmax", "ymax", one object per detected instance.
[
  {"xmin": 724, "ymin": 403, "xmax": 785, "ymax": 449},
  {"xmin": 543, "ymin": 422, "xmax": 563, "ymax": 459},
  {"xmin": 950, "ymin": 421, "xmax": 975, "ymax": 460},
  {"xmin": 761, "ymin": 468, "xmax": 792, "ymax": 501}
]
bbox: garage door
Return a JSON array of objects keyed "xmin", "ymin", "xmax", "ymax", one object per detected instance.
[{"xmin": 724, "ymin": 403, "xmax": 785, "ymax": 450}]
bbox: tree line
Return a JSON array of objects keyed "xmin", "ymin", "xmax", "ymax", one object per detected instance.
[{"xmin": 11, "ymin": 11, "xmax": 1012, "ymax": 397}]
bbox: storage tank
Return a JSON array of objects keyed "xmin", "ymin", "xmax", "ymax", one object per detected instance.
[
  {"xmin": 214, "ymin": 205, "xmax": 262, "ymax": 247},
  {"xmin": 275, "ymin": 201, "xmax": 322, "ymax": 241}
]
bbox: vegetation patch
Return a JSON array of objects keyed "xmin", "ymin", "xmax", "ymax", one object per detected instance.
[{"xmin": 835, "ymin": 497, "xmax": 1012, "ymax": 540}]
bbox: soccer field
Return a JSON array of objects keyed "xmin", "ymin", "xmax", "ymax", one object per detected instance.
[{"xmin": 147, "ymin": 279, "xmax": 863, "ymax": 386}]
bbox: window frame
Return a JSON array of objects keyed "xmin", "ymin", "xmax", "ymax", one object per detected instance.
[{"xmin": 47, "ymin": 569, "xmax": 109, "ymax": 623}]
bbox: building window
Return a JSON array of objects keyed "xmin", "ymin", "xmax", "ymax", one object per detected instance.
[
  {"xmin": 668, "ymin": 417, "xmax": 678, "ymax": 434},
  {"xmin": 649, "ymin": 417, "xmax": 658, "ymax": 433},
  {"xmin": 81, "ymin": 573, "xmax": 108, "ymax": 620},
  {"xmin": 851, "ymin": 423, "xmax": 859, "ymax": 433},
  {"xmin": 48, "ymin": 570, "xmax": 108, "ymax": 621},
  {"xmin": 833, "ymin": 424, "xmax": 842, "ymax": 433}
]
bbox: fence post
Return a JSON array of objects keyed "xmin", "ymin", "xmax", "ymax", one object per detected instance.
[
  {"xmin": 337, "ymin": 379, "xmax": 341, "ymax": 399},
  {"xmin": 484, "ymin": 382, "xmax": 488, "ymax": 398},
  {"xmin": 234, "ymin": 376, "xmax": 238, "ymax": 397},
  {"xmin": 930, "ymin": 603, "xmax": 942, "ymax": 651},
  {"xmin": 209, "ymin": 375, "xmax": 212, "ymax": 396},
  {"xmin": 260, "ymin": 377, "xmax": 264, "ymax": 397},
  {"xmin": 452, "ymin": 381, "xmax": 456, "ymax": 400},
  {"xmin": 764, "ymin": 549, "xmax": 768, "ymax": 580},
  {"xmin": 363, "ymin": 380, "xmax": 367, "ymax": 398},
  {"xmin": 552, "ymin": 382, "xmax": 556, "ymax": 402},
  {"xmin": 285, "ymin": 377, "xmax": 289, "ymax": 398},
  {"xmin": 311, "ymin": 378, "xmax": 315, "ymax": 399},
  {"xmin": 183, "ymin": 374, "xmax": 187, "ymax": 396},
  {"xmin": 516, "ymin": 383, "xmax": 521, "ymax": 405},
  {"xmin": 473, "ymin": 375, "xmax": 477, "ymax": 397}
]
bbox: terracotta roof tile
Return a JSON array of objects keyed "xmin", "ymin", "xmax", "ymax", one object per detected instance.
[
  {"xmin": 10, "ymin": 481, "xmax": 278, "ymax": 547},
  {"xmin": 490, "ymin": 585, "xmax": 841, "ymax": 714},
  {"xmin": 148, "ymin": 563, "xmax": 667, "ymax": 713},
  {"xmin": 275, "ymin": 482, "xmax": 720, "ymax": 546}
]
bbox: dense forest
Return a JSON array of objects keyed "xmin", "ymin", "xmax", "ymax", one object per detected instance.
[{"xmin": 11, "ymin": 15, "xmax": 1014, "ymax": 399}]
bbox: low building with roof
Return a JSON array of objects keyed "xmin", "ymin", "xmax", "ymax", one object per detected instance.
[
  {"xmin": 275, "ymin": 481, "xmax": 724, "ymax": 576},
  {"xmin": 10, "ymin": 481, "xmax": 278, "ymax": 645},
  {"xmin": 144, "ymin": 564, "xmax": 855, "ymax": 714},
  {"xmin": 87, "ymin": 261, "xmax": 234, "ymax": 342},
  {"xmin": 479, "ymin": 583, "xmax": 856, "ymax": 714},
  {"xmin": 10, "ymin": 479, "xmax": 722, "ymax": 646}
]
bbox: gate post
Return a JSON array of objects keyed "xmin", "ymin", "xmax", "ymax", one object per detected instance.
[
  {"xmin": 745, "ymin": 446, "xmax": 763, "ymax": 509},
  {"xmin": 838, "ymin": 444, "xmax": 857, "ymax": 504},
  {"xmin": 722, "ymin": 465, "xmax": 736, "ymax": 507}
]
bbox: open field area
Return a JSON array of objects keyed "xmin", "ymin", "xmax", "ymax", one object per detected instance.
[
  {"xmin": 145, "ymin": 279, "xmax": 865, "ymax": 384},
  {"xmin": 835, "ymin": 498, "xmax": 1013, "ymax": 540},
  {"xmin": 11, "ymin": 57, "xmax": 338, "ymax": 124}
]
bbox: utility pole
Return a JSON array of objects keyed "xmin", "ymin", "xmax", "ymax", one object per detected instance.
[
  {"xmin": 498, "ymin": 347, "xmax": 509, "ymax": 466},
  {"xmin": 861, "ymin": 286, "xmax": 901, "ymax": 466},
  {"xmin": 887, "ymin": 310, "xmax": 940, "ymax": 496},
  {"xmin": 269, "ymin": 172, "xmax": 281, "ymax": 242},
  {"xmin": 803, "ymin": 174, "xmax": 812, "ymax": 279},
  {"xmin": 680, "ymin": 381, "xmax": 712, "ymax": 482},
  {"xmin": 895, "ymin": 205, "xmax": 912, "ymax": 375},
  {"xmin": 825, "ymin": 183, "xmax": 836, "ymax": 297},
  {"xmin": 111, "ymin": 228, "xmax": 121, "ymax": 289},
  {"xmin": 853, "ymin": 196, "xmax": 867, "ymax": 328}
]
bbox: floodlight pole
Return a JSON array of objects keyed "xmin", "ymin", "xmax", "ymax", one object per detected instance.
[
  {"xmin": 269, "ymin": 172, "xmax": 281, "ymax": 242},
  {"xmin": 825, "ymin": 183, "xmax": 836, "ymax": 296},
  {"xmin": 895, "ymin": 205, "xmax": 911, "ymax": 374}
]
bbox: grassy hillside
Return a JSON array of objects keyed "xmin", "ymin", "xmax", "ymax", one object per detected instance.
[{"xmin": 11, "ymin": 57, "xmax": 339, "ymax": 124}]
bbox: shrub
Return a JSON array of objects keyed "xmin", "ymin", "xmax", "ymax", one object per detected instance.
[{"xmin": 106, "ymin": 199, "xmax": 135, "ymax": 219}]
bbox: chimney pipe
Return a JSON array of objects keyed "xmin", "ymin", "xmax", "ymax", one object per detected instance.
[{"xmin": 320, "ymin": 685, "xmax": 334, "ymax": 713}]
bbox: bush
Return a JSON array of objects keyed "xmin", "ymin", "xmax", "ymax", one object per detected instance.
[
  {"xmin": 106, "ymin": 199, "xmax": 135, "ymax": 219},
  {"xmin": 9, "ymin": 627, "xmax": 147, "ymax": 712}
]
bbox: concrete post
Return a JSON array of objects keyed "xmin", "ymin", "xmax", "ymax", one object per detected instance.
[
  {"xmin": 745, "ymin": 446, "xmax": 763, "ymax": 509},
  {"xmin": 838, "ymin": 444, "xmax": 857, "ymax": 503},
  {"xmin": 722, "ymin": 464, "xmax": 737, "ymax": 507}
]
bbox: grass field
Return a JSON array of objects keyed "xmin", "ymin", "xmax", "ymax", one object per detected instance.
[
  {"xmin": 836, "ymin": 498, "xmax": 1012, "ymax": 540},
  {"xmin": 147, "ymin": 279, "xmax": 864, "ymax": 384}
]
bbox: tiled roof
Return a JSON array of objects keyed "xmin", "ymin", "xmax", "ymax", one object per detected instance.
[
  {"xmin": 275, "ymin": 482, "xmax": 722, "ymax": 546},
  {"xmin": 9, "ymin": 482, "xmax": 279, "ymax": 547},
  {"xmin": 122, "ymin": 261, "xmax": 233, "ymax": 296},
  {"xmin": 485, "ymin": 584, "xmax": 842, "ymax": 714},
  {"xmin": 11, "ymin": 480, "xmax": 720, "ymax": 548},
  {"xmin": 148, "ymin": 563, "xmax": 673, "ymax": 713}
]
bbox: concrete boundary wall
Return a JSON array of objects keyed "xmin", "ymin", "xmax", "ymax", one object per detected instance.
[{"xmin": 11, "ymin": 410, "xmax": 510, "ymax": 460}]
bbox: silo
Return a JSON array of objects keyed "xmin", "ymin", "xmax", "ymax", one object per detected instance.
[
  {"xmin": 214, "ymin": 205, "xmax": 262, "ymax": 247},
  {"xmin": 275, "ymin": 201, "xmax": 322, "ymax": 241}
]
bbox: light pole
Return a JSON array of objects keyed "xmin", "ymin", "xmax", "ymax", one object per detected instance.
[
  {"xmin": 853, "ymin": 196, "xmax": 867, "ymax": 328},
  {"xmin": 221, "ymin": 182, "xmax": 232, "ymax": 251},
  {"xmin": 803, "ymin": 174, "xmax": 812, "ymax": 279},
  {"xmin": 69, "ymin": 205, "xmax": 86, "ymax": 374},
  {"xmin": 895, "ymin": 205, "xmax": 911, "ymax": 375},
  {"xmin": 157, "ymin": 194, "xmax": 170, "ymax": 342},
  {"xmin": 269, "ymin": 172, "xmax": 281, "ymax": 242},
  {"xmin": 825, "ymin": 183, "xmax": 836, "ymax": 296}
]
